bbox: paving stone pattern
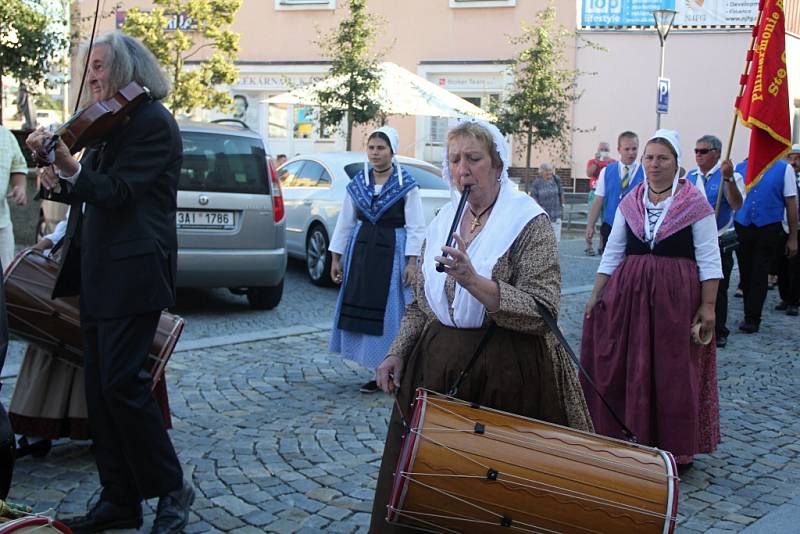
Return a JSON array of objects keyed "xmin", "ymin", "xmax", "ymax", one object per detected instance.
[{"xmin": 3, "ymin": 241, "xmax": 799, "ymax": 532}]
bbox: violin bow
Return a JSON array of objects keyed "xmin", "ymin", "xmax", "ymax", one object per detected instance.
[{"xmin": 37, "ymin": 0, "xmax": 101, "ymax": 198}]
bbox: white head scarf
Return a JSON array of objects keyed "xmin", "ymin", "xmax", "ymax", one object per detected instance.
[
  {"xmin": 423, "ymin": 118, "xmax": 545, "ymax": 328},
  {"xmin": 641, "ymin": 129, "xmax": 682, "ymax": 245},
  {"xmin": 645, "ymin": 128, "xmax": 682, "ymax": 186},
  {"xmin": 363, "ymin": 126, "xmax": 404, "ymax": 186}
]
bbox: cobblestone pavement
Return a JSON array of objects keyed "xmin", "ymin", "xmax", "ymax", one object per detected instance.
[{"xmin": 2, "ymin": 239, "xmax": 799, "ymax": 533}]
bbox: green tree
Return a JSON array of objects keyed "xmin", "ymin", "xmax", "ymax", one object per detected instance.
[
  {"xmin": 492, "ymin": 6, "xmax": 596, "ymax": 170},
  {"xmin": 123, "ymin": 0, "xmax": 241, "ymax": 116},
  {"xmin": 315, "ymin": 0, "xmax": 384, "ymax": 150},
  {"xmin": 0, "ymin": 0, "xmax": 67, "ymax": 125}
]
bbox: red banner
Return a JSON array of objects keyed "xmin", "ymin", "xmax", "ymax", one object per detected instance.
[{"xmin": 736, "ymin": 0, "xmax": 792, "ymax": 191}]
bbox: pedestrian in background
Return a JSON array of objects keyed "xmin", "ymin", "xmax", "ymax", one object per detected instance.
[
  {"xmin": 328, "ymin": 127, "xmax": 425, "ymax": 394},
  {"xmin": 526, "ymin": 162, "xmax": 564, "ymax": 242},
  {"xmin": 734, "ymin": 158, "xmax": 798, "ymax": 332},
  {"xmin": 584, "ymin": 141, "xmax": 615, "ymax": 256},
  {"xmin": 581, "ymin": 129, "xmax": 722, "ymax": 471},
  {"xmin": 686, "ymin": 134, "xmax": 743, "ymax": 348},
  {"xmin": 0, "ymin": 124, "xmax": 29, "ymax": 268},
  {"xmin": 585, "ymin": 132, "xmax": 642, "ymax": 256},
  {"xmin": 776, "ymin": 144, "xmax": 800, "ymax": 315}
]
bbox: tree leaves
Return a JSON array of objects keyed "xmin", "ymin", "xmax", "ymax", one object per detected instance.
[
  {"xmin": 122, "ymin": 0, "xmax": 241, "ymax": 116},
  {"xmin": 491, "ymin": 6, "xmax": 595, "ymax": 169},
  {"xmin": 314, "ymin": 0, "xmax": 385, "ymax": 149},
  {"xmin": 0, "ymin": 0, "xmax": 68, "ymax": 121}
]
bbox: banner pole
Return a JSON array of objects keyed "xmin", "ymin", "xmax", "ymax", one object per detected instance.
[{"xmin": 717, "ymin": 8, "xmax": 764, "ymax": 216}]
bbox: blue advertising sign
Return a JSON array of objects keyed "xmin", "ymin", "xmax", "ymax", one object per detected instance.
[
  {"xmin": 656, "ymin": 77, "xmax": 670, "ymax": 114},
  {"xmin": 580, "ymin": 0, "xmax": 758, "ymax": 27},
  {"xmin": 581, "ymin": 0, "xmax": 671, "ymax": 27}
]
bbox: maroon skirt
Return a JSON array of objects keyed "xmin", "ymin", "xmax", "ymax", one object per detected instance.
[{"xmin": 579, "ymin": 254, "xmax": 720, "ymax": 462}]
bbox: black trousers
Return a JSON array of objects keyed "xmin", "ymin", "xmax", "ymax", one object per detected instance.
[
  {"xmin": 735, "ymin": 222, "xmax": 782, "ymax": 324},
  {"xmin": 600, "ymin": 222, "xmax": 612, "ymax": 252},
  {"xmin": 81, "ymin": 307, "xmax": 182, "ymax": 505},
  {"xmin": 778, "ymin": 230, "xmax": 800, "ymax": 305},
  {"xmin": 716, "ymin": 247, "xmax": 734, "ymax": 337}
]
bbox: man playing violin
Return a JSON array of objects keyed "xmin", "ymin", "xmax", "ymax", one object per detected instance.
[{"xmin": 25, "ymin": 31, "xmax": 192, "ymax": 534}]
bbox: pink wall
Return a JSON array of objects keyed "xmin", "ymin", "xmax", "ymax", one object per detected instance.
[{"xmin": 573, "ymin": 30, "xmax": 800, "ymax": 179}]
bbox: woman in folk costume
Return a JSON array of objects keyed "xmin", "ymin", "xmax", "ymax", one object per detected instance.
[
  {"xmin": 581, "ymin": 129, "xmax": 723, "ymax": 470},
  {"xmin": 329, "ymin": 127, "xmax": 426, "ymax": 393},
  {"xmin": 8, "ymin": 211, "xmax": 172, "ymax": 457},
  {"xmin": 369, "ymin": 119, "xmax": 593, "ymax": 532}
]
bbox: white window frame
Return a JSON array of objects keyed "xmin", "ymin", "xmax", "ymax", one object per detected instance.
[
  {"xmin": 449, "ymin": 0, "xmax": 516, "ymax": 8},
  {"xmin": 275, "ymin": 0, "xmax": 336, "ymax": 11}
]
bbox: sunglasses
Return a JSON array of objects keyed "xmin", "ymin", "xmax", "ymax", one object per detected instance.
[{"xmin": 694, "ymin": 148, "xmax": 717, "ymax": 155}]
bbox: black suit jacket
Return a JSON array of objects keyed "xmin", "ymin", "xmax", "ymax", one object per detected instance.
[{"xmin": 51, "ymin": 100, "xmax": 182, "ymax": 319}]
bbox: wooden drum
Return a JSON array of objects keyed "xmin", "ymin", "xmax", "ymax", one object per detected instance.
[
  {"xmin": 0, "ymin": 517, "xmax": 72, "ymax": 533},
  {"xmin": 388, "ymin": 389, "xmax": 679, "ymax": 533},
  {"xmin": 3, "ymin": 248, "xmax": 183, "ymax": 388}
]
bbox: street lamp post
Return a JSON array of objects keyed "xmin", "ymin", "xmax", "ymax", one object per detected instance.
[{"xmin": 653, "ymin": 9, "xmax": 677, "ymax": 129}]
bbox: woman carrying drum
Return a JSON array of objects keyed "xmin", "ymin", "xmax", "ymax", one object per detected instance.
[{"xmin": 370, "ymin": 120, "xmax": 593, "ymax": 532}]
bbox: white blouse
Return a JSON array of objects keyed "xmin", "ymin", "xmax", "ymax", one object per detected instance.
[
  {"xmin": 329, "ymin": 184, "xmax": 426, "ymax": 257},
  {"xmin": 598, "ymin": 197, "xmax": 723, "ymax": 282}
]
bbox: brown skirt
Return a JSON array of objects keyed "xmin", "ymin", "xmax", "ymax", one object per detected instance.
[
  {"xmin": 8, "ymin": 345, "xmax": 173, "ymax": 441},
  {"xmin": 8, "ymin": 345, "xmax": 89, "ymax": 440},
  {"xmin": 369, "ymin": 320, "xmax": 593, "ymax": 533}
]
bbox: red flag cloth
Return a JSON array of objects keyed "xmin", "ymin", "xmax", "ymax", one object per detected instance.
[{"xmin": 737, "ymin": 0, "xmax": 792, "ymax": 191}]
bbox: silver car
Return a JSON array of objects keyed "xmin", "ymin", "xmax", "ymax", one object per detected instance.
[
  {"xmin": 279, "ymin": 152, "xmax": 449, "ymax": 285},
  {"xmin": 177, "ymin": 121, "xmax": 287, "ymax": 309}
]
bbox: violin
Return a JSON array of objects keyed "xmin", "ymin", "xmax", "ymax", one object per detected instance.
[{"xmin": 33, "ymin": 81, "xmax": 151, "ymax": 167}]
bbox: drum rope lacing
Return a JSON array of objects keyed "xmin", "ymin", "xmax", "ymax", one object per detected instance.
[
  {"xmin": 421, "ymin": 397, "xmax": 673, "ymax": 484},
  {"xmin": 399, "ymin": 429, "xmax": 675, "ymax": 522},
  {"xmin": 0, "ymin": 505, "xmax": 59, "ymax": 531},
  {"xmin": 389, "ymin": 482, "xmax": 560, "ymax": 533}
]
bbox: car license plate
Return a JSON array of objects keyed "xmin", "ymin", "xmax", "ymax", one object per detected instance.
[{"xmin": 177, "ymin": 210, "xmax": 235, "ymax": 229}]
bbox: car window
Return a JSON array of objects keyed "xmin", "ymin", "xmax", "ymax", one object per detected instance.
[
  {"xmin": 344, "ymin": 163, "xmax": 364, "ymax": 180},
  {"xmin": 278, "ymin": 161, "xmax": 306, "ymax": 187},
  {"xmin": 293, "ymin": 161, "xmax": 331, "ymax": 188},
  {"xmin": 180, "ymin": 132, "xmax": 269, "ymax": 195},
  {"xmin": 402, "ymin": 164, "xmax": 447, "ymax": 190},
  {"xmin": 343, "ymin": 162, "xmax": 446, "ymax": 190}
]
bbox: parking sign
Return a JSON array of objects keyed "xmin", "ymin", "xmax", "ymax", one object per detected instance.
[{"xmin": 657, "ymin": 78, "xmax": 670, "ymax": 114}]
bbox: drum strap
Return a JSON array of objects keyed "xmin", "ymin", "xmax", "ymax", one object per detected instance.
[
  {"xmin": 445, "ymin": 305, "xmax": 638, "ymax": 444},
  {"xmin": 447, "ymin": 323, "xmax": 497, "ymax": 397},
  {"xmin": 534, "ymin": 301, "xmax": 638, "ymax": 443}
]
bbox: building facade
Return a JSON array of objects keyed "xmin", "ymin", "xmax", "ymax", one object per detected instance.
[{"xmin": 81, "ymin": 0, "xmax": 800, "ymax": 182}]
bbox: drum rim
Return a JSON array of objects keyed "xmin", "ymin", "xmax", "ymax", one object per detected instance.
[
  {"xmin": 387, "ymin": 389, "xmax": 429, "ymax": 523},
  {"xmin": 151, "ymin": 315, "xmax": 185, "ymax": 385},
  {"xmin": 661, "ymin": 451, "xmax": 679, "ymax": 534},
  {"xmin": 0, "ymin": 516, "xmax": 72, "ymax": 533}
]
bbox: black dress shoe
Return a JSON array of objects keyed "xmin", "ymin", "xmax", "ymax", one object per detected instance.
[
  {"xmin": 738, "ymin": 321, "xmax": 759, "ymax": 334},
  {"xmin": 776, "ymin": 300, "xmax": 788, "ymax": 311},
  {"xmin": 151, "ymin": 479, "xmax": 195, "ymax": 534},
  {"xmin": 677, "ymin": 462, "xmax": 694, "ymax": 475},
  {"xmin": 787, "ymin": 304, "xmax": 799, "ymax": 316},
  {"xmin": 62, "ymin": 499, "xmax": 142, "ymax": 534},
  {"xmin": 715, "ymin": 335, "xmax": 727, "ymax": 348},
  {"xmin": 360, "ymin": 380, "xmax": 379, "ymax": 393},
  {"xmin": 16, "ymin": 437, "xmax": 52, "ymax": 459}
]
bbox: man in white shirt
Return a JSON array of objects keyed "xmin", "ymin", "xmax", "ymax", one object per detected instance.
[
  {"xmin": 585, "ymin": 132, "xmax": 643, "ymax": 255},
  {"xmin": 0, "ymin": 125, "xmax": 29, "ymax": 268},
  {"xmin": 776, "ymin": 144, "xmax": 800, "ymax": 315},
  {"xmin": 686, "ymin": 135, "xmax": 743, "ymax": 348}
]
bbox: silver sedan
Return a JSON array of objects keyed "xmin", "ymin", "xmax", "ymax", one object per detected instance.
[{"xmin": 279, "ymin": 152, "xmax": 450, "ymax": 285}]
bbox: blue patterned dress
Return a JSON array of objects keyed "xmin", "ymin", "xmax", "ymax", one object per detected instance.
[{"xmin": 329, "ymin": 168, "xmax": 417, "ymax": 371}]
